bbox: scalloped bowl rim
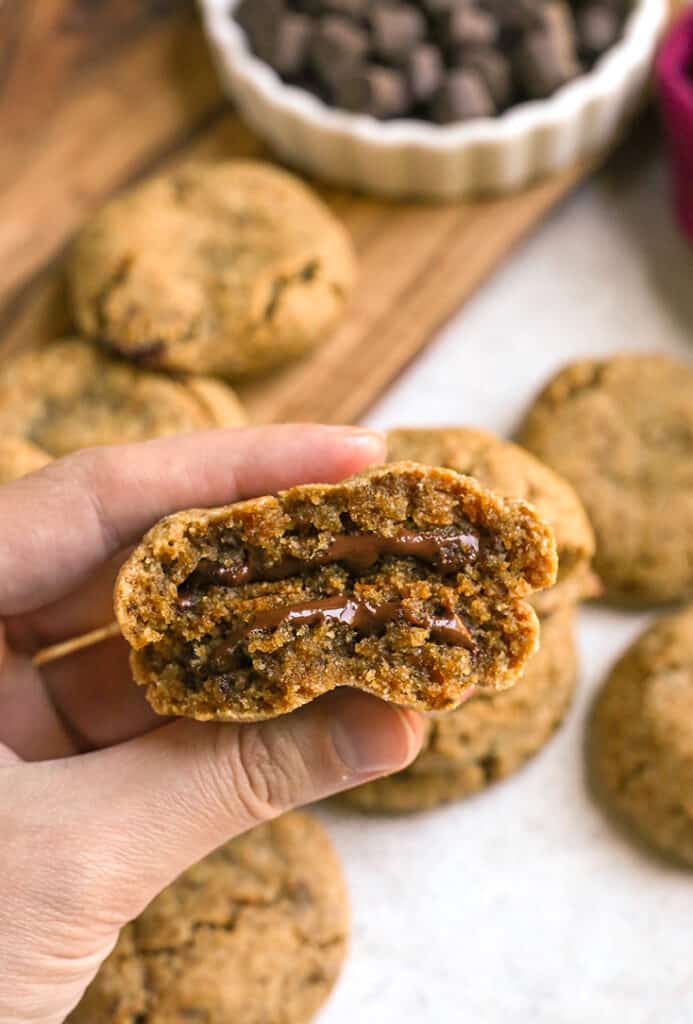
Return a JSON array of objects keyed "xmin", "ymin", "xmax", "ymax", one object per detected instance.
[{"xmin": 200, "ymin": 0, "xmax": 667, "ymax": 150}]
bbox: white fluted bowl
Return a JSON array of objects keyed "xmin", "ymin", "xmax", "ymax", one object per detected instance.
[{"xmin": 199, "ymin": 0, "xmax": 667, "ymax": 198}]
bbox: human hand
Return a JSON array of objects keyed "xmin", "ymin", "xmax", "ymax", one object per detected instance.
[{"xmin": 0, "ymin": 425, "xmax": 424, "ymax": 1024}]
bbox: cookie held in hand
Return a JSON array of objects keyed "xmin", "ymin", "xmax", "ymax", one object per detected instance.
[{"xmin": 115, "ymin": 463, "xmax": 557, "ymax": 721}]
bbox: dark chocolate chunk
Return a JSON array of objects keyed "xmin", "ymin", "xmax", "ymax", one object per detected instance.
[
  {"xmin": 431, "ymin": 69, "xmax": 495, "ymax": 122},
  {"xmin": 576, "ymin": 3, "xmax": 620, "ymax": 62},
  {"xmin": 371, "ymin": 4, "xmax": 427, "ymax": 64},
  {"xmin": 235, "ymin": 0, "xmax": 286, "ymax": 61},
  {"xmin": 481, "ymin": 0, "xmax": 546, "ymax": 34},
  {"xmin": 407, "ymin": 42, "xmax": 445, "ymax": 104},
  {"xmin": 514, "ymin": 1, "xmax": 580, "ymax": 98},
  {"xmin": 233, "ymin": 0, "xmax": 625, "ymax": 123},
  {"xmin": 461, "ymin": 46, "xmax": 513, "ymax": 108},
  {"xmin": 335, "ymin": 64, "xmax": 410, "ymax": 117},
  {"xmin": 437, "ymin": 5, "xmax": 498, "ymax": 50},
  {"xmin": 275, "ymin": 13, "xmax": 313, "ymax": 77},
  {"xmin": 323, "ymin": 0, "xmax": 371, "ymax": 17},
  {"xmin": 310, "ymin": 14, "xmax": 370, "ymax": 90}
]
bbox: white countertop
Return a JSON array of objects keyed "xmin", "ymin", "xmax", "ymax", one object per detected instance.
[{"xmin": 316, "ymin": 139, "xmax": 693, "ymax": 1023}]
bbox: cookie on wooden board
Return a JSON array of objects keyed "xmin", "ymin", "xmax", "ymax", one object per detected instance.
[
  {"xmin": 0, "ymin": 437, "xmax": 52, "ymax": 483},
  {"xmin": 68, "ymin": 160, "xmax": 356, "ymax": 379},
  {"xmin": 0, "ymin": 338, "xmax": 245, "ymax": 457}
]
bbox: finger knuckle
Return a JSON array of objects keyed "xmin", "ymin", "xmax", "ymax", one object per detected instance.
[{"xmin": 210, "ymin": 726, "xmax": 309, "ymax": 826}]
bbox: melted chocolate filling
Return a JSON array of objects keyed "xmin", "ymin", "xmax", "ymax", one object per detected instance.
[
  {"xmin": 179, "ymin": 526, "xmax": 480, "ymax": 606},
  {"xmin": 207, "ymin": 595, "xmax": 473, "ymax": 673}
]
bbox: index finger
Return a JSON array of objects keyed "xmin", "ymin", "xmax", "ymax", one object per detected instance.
[{"xmin": 0, "ymin": 425, "xmax": 385, "ymax": 615}]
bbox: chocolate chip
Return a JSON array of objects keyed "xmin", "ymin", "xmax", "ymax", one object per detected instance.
[
  {"xmin": 462, "ymin": 46, "xmax": 513, "ymax": 108},
  {"xmin": 514, "ymin": 1, "xmax": 580, "ymax": 98},
  {"xmin": 407, "ymin": 42, "xmax": 445, "ymax": 104},
  {"xmin": 482, "ymin": 0, "xmax": 546, "ymax": 34},
  {"xmin": 323, "ymin": 0, "xmax": 371, "ymax": 16},
  {"xmin": 233, "ymin": 0, "xmax": 625, "ymax": 122},
  {"xmin": 235, "ymin": 0, "xmax": 286, "ymax": 62},
  {"xmin": 335, "ymin": 64, "xmax": 411, "ymax": 118},
  {"xmin": 431, "ymin": 68, "xmax": 495, "ymax": 122},
  {"xmin": 275, "ymin": 13, "xmax": 313, "ymax": 77},
  {"xmin": 371, "ymin": 4, "xmax": 426, "ymax": 64},
  {"xmin": 576, "ymin": 3, "xmax": 620, "ymax": 63},
  {"xmin": 309, "ymin": 14, "xmax": 370, "ymax": 90},
  {"xmin": 437, "ymin": 5, "xmax": 498, "ymax": 50}
]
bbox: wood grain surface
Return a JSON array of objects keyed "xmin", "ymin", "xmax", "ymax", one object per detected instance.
[{"xmin": 0, "ymin": 1, "xmax": 668, "ymax": 425}]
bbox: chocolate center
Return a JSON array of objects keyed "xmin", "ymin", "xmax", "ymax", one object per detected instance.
[
  {"xmin": 181, "ymin": 526, "xmax": 480, "ymax": 602},
  {"xmin": 207, "ymin": 595, "xmax": 473, "ymax": 672}
]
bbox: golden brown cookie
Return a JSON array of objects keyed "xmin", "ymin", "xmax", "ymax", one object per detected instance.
[
  {"xmin": 342, "ymin": 603, "xmax": 577, "ymax": 812},
  {"xmin": 67, "ymin": 812, "xmax": 349, "ymax": 1024},
  {"xmin": 519, "ymin": 354, "xmax": 693, "ymax": 605},
  {"xmin": 0, "ymin": 338, "xmax": 245, "ymax": 457},
  {"xmin": 68, "ymin": 160, "xmax": 356, "ymax": 379},
  {"xmin": 590, "ymin": 605, "xmax": 693, "ymax": 865},
  {"xmin": 115, "ymin": 462, "xmax": 557, "ymax": 722},
  {"xmin": 386, "ymin": 426, "xmax": 596, "ymax": 614},
  {"xmin": 0, "ymin": 437, "xmax": 52, "ymax": 483}
]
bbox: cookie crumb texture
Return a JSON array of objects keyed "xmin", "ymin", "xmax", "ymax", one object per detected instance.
[
  {"xmin": 590, "ymin": 606, "xmax": 693, "ymax": 866},
  {"xmin": 343, "ymin": 603, "xmax": 577, "ymax": 813},
  {"xmin": 0, "ymin": 437, "xmax": 51, "ymax": 483},
  {"xmin": 68, "ymin": 160, "xmax": 356, "ymax": 379},
  {"xmin": 115, "ymin": 463, "xmax": 557, "ymax": 721},
  {"xmin": 66, "ymin": 813, "xmax": 348, "ymax": 1024},
  {"xmin": 0, "ymin": 338, "xmax": 245, "ymax": 457},
  {"xmin": 386, "ymin": 426, "xmax": 596, "ymax": 614},
  {"xmin": 519, "ymin": 354, "xmax": 693, "ymax": 605}
]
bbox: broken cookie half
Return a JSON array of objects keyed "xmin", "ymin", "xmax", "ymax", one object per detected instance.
[{"xmin": 115, "ymin": 463, "xmax": 557, "ymax": 721}]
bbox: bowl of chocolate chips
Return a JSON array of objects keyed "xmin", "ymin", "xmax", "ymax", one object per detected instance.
[{"xmin": 200, "ymin": 0, "xmax": 667, "ymax": 197}]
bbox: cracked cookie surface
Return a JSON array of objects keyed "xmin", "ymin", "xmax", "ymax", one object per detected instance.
[
  {"xmin": 115, "ymin": 462, "xmax": 557, "ymax": 722},
  {"xmin": 342, "ymin": 603, "xmax": 577, "ymax": 812},
  {"xmin": 590, "ymin": 605, "xmax": 693, "ymax": 866},
  {"xmin": 67, "ymin": 812, "xmax": 349, "ymax": 1024},
  {"xmin": 0, "ymin": 338, "xmax": 245, "ymax": 457},
  {"xmin": 68, "ymin": 160, "xmax": 356, "ymax": 379},
  {"xmin": 0, "ymin": 436, "xmax": 51, "ymax": 483},
  {"xmin": 386, "ymin": 427, "xmax": 596, "ymax": 614},
  {"xmin": 519, "ymin": 354, "xmax": 693, "ymax": 605}
]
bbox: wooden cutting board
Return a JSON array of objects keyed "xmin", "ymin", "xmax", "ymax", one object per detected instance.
[{"xmin": 0, "ymin": 0, "xmax": 669, "ymax": 425}]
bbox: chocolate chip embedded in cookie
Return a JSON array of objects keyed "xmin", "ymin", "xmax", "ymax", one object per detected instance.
[
  {"xmin": 67, "ymin": 812, "xmax": 349, "ymax": 1024},
  {"xmin": 589, "ymin": 606, "xmax": 693, "ymax": 866},
  {"xmin": 519, "ymin": 354, "xmax": 693, "ymax": 605},
  {"xmin": 385, "ymin": 427, "xmax": 596, "ymax": 615},
  {"xmin": 0, "ymin": 437, "xmax": 52, "ymax": 484},
  {"xmin": 0, "ymin": 338, "xmax": 245, "ymax": 458},
  {"xmin": 342, "ymin": 602, "xmax": 577, "ymax": 812},
  {"xmin": 68, "ymin": 160, "xmax": 357, "ymax": 379},
  {"xmin": 114, "ymin": 462, "xmax": 557, "ymax": 722}
]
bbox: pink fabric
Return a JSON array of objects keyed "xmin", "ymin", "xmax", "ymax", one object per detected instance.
[{"xmin": 656, "ymin": 7, "xmax": 693, "ymax": 241}]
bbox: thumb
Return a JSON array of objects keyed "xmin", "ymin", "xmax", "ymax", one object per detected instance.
[{"xmin": 61, "ymin": 691, "xmax": 422, "ymax": 927}]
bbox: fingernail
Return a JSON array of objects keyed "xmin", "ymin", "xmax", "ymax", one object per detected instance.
[
  {"xmin": 319, "ymin": 425, "xmax": 386, "ymax": 445},
  {"xmin": 329, "ymin": 694, "xmax": 422, "ymax": 775}
]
